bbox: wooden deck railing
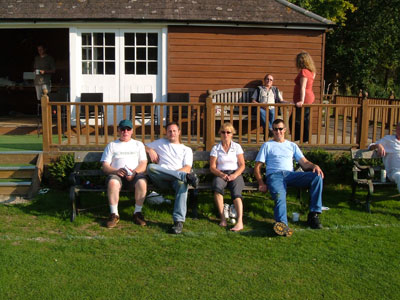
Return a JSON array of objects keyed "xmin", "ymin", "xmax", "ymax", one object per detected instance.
[{"xmin": 40, "ymin": 92, "xmax": 400, "ymax": 152}]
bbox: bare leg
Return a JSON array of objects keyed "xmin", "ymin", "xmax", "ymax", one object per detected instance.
[
  {"xmin": 214, "ymin": 192, "xmax": 227, "ymax": 226},
  {"xmin": 107, "ymin": 179, "xmax": 121, "ymax": 206},
  {"xmin": 134, "ymin": 179, "xmax": 147, "ymax": 206},
  {"xmin": 230, "ymin": 197, "xmax": 243, "ymax": 231}
]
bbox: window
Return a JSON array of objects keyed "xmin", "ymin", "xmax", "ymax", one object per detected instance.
[
  {"xmin": 82, "ymin": 32, "xmax": 115, "ymax": 75},
  {"xmin": 124, "ymin": 32, "xmax": 158, "ymax": 75}
]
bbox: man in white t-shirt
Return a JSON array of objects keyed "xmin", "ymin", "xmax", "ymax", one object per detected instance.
[
  {"xmin": 369, "ymin": 122, "xmax": 400, "ymax": 192},
  {"xmin": 254, "ymin": 119, "xmax": 324, "ymax": 236},
  {"xmin": 146, "ymin": 122, "xmax": 199, "ymax": 234},
  {"xmin": 101, "ymin": 119, "xmax": 148, "ymax": 228}
]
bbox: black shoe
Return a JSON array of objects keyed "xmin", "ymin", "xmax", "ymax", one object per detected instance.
[
  {"xmin": 171, "ymin": 221, "xmax": 184, "ymax": 234},
  {"xmin": 307, "ymin": 212, "xmax": 323, "ymax": 229},
  {"xmin": 186, "ymin": 172, "xmax": 199, "ymax": 188}
]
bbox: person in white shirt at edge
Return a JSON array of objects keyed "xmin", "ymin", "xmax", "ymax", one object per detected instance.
[
  {"xmin": 368, "ymin": 122, "xmax": 400, "ymax": 193},
  {"xmin": 145, "ymin": 122, "xmax": 199, "ymax": 234},
  {"xmin": 254, "ymin": 118, "xmax": 324, "ymax": 237},
  {"xmin": 101, "ymin": 119, "xmax": 148, "ymax": 229},
  {"xmin": 210, "ymin": 122, "xmax": 245, "ymax": 232}
]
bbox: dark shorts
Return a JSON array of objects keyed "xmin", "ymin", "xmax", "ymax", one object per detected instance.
[
  {"xmin": 106, "ymin": 173, "xmax": 147, "ymax": 191},
  {"xmin": 212, "ymin": 170, "xmax": 244, "ymax": 200}
]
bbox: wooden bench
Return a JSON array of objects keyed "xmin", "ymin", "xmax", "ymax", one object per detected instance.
[
  {"xmin": 351, "ymin": 148, "xmax": 396, "ymax": 212},
  {"xmin": 69, "ymin": 150, "xmax": 260, "ymax": 222},
  {"xmin": 207, "ymin": 88, "xmax": 256, "ymax": 120}
]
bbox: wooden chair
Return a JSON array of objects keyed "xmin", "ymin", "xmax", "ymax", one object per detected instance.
[
  {"xmin": 167, "ymin": 93, "xmax": 193, "ymax": 133},
  {"xmin": 80, "ymin": 93, "xmax": 104, "ymax": 134},
  {"xmin": 130, "ymin": 93, "xmax": 157, "ymax": 126},
  {"xmin": 48, "ymin": 87, "xmax": 69, "ymax": 133}
]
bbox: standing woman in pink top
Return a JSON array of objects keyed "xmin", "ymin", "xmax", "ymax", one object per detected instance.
[{"xmin": 290, "ymin": 51, "xmax": 316, "ymax": 143}]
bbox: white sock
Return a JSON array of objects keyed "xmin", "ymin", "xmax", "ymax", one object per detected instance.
[
  {"xmin": 134, "ymin": 205, "xmax": 142, "ymax": 214},
  {"xmin": 110, "ymin": 204, "xmax": 118, "ymax": 216}
]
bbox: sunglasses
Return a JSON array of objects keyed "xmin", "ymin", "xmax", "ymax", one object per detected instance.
[
  {"xmin": 120, "ymin": 127, "xmax": 132, "ymax": 131},
  {"xmin": 221, "ymin": 131, "xmax": 232, "ymax": 134},
  {"xmin": 265, "ymin": 78, "xmax": 273, "ymax": 82},
  {"xmin": 272, "ymin": 127, "xmax": 285, "ymax": 131}
]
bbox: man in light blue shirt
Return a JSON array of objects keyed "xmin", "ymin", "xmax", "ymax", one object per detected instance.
[{"xmin": 254, "ymin": 119, "xmax": 324, "ymax": 236}]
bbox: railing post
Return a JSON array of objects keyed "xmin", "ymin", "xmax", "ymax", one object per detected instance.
[
  {"xmin": 359, "ymin": 94, "xmax": 370, "ymax": 149},
  {"xmin": 41, "ymin": 89, "xmax": 50, "ymax": 153},
  {"xmin": 205, "ymin": 91, "xmax": 215, "ymax": 151}
]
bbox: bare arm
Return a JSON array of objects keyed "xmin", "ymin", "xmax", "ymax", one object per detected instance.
[
  {"xmin": 369, "ymin": 143, "xmax": 386, "ymax": 157},
  {"xmin": 179, "ymin": 165, "xmax": 192, "ymax": 173},
  {"xmin": 102, "ymin": 161, "xmax": 127, "ymax": 177},
  {"xmin": 227, "ymin": 154, "xmax": 245, "ymax": 181},
  {"xmin": 210, "ymin": 156, "xmax": 229, "ymax": 181},
  {"xmin": 296, "ymin": 76, "xmax": 308, "ymax": 107},
  {"xmin": 254, "ymin": 161, "xmax": 268, "ymax": 193},
  {"xmin": 298, "ymin": 157, "xmax": 324, "ymax": 178},
  {"xmin": 145, "ymin": 145, "xmax": 159, "ymax": 163}
]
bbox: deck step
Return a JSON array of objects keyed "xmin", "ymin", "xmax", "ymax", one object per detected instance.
[
  {"xmin": 0, "ymin": 152, "xmax": 43, "ymax": 198},
  {"xmin": 0, "ymin": 166, "xmax": 36, "ymax": 179},
  {"xmin": 0, "ymin": 181, "xmax": 32, "ymax": 195},
  {"xmin": 0, "ymin": 151, "xmax": 41, "ymax": 165}
]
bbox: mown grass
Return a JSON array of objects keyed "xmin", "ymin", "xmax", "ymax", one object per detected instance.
[
  {"xmin": 0, "ymin": 135, "xmax": 43, "ymax": 151},
  {"xmin": 0, "ymin": 135, "xmax": 64, "ymax": 152},
  {"xmin": 1, "ymin": 184, "xmax": 400, "ymax": 299}
]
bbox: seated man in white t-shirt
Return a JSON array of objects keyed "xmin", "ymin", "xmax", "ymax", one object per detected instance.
[
  {"xmin": 101, "ymin": 119, "xmax": 148, "ymax": 228},
  {"xmin": 369, "ymin": 122, "xmax": 400, "ymax": 192},
  {"xmin": 146, "ymin": 122, "xmax": 199, "ymax": 234},
  {"xmin": 254, "ymin": 119, "xmax": 324, "ymax": 236}
]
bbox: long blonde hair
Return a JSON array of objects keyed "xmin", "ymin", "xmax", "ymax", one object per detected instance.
[{"xmin": 296, "ymin": 51, "xmax": 316, "ymax": 74}]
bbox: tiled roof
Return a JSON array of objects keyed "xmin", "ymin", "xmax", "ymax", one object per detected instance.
[{"xmin": 0, "ymin": 0, "xmax": 334, "ymax": 26}]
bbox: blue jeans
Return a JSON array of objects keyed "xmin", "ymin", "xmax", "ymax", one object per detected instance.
[
  {"xmin": 266, "ymin": 171, "xmax": 323, "ymax": 225},
  {"xmin": 147, "ymin": 164, "xmax": 188, "ymax": 222},
  {"xmin": 260, "ymin": 107, "xmax": 275, "ymax": 130}
]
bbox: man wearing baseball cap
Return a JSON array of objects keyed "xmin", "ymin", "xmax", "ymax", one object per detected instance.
[{"xmin": 101, "ymin": 119, "xmax": 148, "ymax": 228}]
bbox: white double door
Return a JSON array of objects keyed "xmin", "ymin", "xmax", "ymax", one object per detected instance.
[{"xmin": 75, "ymin": 28, "xmax": 163, "ymax": 123}]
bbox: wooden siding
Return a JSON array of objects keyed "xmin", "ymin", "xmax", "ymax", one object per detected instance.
[{"xmin": 167, "ymin": 26, "xmax": 325, "ymax": 104}]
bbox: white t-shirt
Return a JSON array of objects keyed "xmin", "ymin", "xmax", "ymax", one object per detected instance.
[
  {"xmin": 146, "ymin": 138, "xmax": 193, "ymax": 170},
  {"xmin": 210, "ymin": 141, "xmax": 244, "ymax": 171},
  {"xmin": 255, "ymin": 140, "xmax": 304, "ymax": 176},
  {"xmin": 101, "ymin": 139, "xmax": 147, "ymax": 170},
  {"xmin": 370, "ymin": 135, "xmax": 400, "ymax": 179}
]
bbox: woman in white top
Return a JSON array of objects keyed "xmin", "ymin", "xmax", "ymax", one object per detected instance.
[{"xmin": 210, "ymin": 123, "xmax": 245, "ymax": 231}]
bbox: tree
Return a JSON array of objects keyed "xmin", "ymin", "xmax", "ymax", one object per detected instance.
[
  {"xmin": 290, "ymin": 0, "xmax": 400, "ymax": 96},
  {"xmin": 287, "ymin": 0, "xmax": 355, "ymax": 25}
]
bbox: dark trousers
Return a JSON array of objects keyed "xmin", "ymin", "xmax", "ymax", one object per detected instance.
[{"xmin": 289, "ymin": 107, "xmax": 310, "ymax": 142}]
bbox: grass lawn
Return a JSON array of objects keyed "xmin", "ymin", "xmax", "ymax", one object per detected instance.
[
  {"xmin": 0, "ymin": 135, "xmax": 43, "ymax": 151},
  {"xmin": 1, "ymin": 184, "xmax": 400, "ymax": 299},
  {"xmin": 0, "ymin": 135, "xmax": 65, "ymax": 152}
]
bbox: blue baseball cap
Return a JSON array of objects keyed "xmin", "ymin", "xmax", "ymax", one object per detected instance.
[{"xmin": 118, "ymin": 119, "xmax": 133, "ymax": 129}]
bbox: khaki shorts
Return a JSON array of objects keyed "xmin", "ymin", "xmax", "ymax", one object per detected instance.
[{"xmin": 106, "ymin": 173, "xmax": 147, "ymax": 191}]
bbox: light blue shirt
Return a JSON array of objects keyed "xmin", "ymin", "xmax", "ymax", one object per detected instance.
[{"xmin": 255, "ymin": 140, "xmax": 304, "ymax": 176}]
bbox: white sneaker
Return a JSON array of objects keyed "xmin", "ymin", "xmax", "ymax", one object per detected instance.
[
  {"xmin": 223, "ymin": 203, "xmax": 230, "ymax": 219},
  {"xmin": 229, "ymin": 204, "xmax": 237, "ymax": 219}
]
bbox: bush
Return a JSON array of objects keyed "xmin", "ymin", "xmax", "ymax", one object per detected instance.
[
  {"xmin": 303, "ymin": 148, "xmax": 353, "ymax": 184},
  {"xmin": 47, "ymin": 153, "xmax": 75, "ymax": 188}
]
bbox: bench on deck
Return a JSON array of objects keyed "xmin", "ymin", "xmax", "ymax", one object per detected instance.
[
  {"xmin": 351, "ymin": 148, "xmax": 397, "ymax": 212},
  {"xmin": 207, "ymin": 88, "xmax": 256, "ymax": 120}
]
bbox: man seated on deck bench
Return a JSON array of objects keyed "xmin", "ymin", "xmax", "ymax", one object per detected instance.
[
  {"xmin": 254, "ymin": 119, "xmax": 324, "ymax": 236},
  {"xmin": 145, "ymin": 122, "xmax": 199, "ymax": 234},
  {"xmin": 368, "ymin": 122, "xmax": 400, "ymax": 193},
  {"xmin": 101, "ymin": 119, "xmax": 148, "ymax": 228}
]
